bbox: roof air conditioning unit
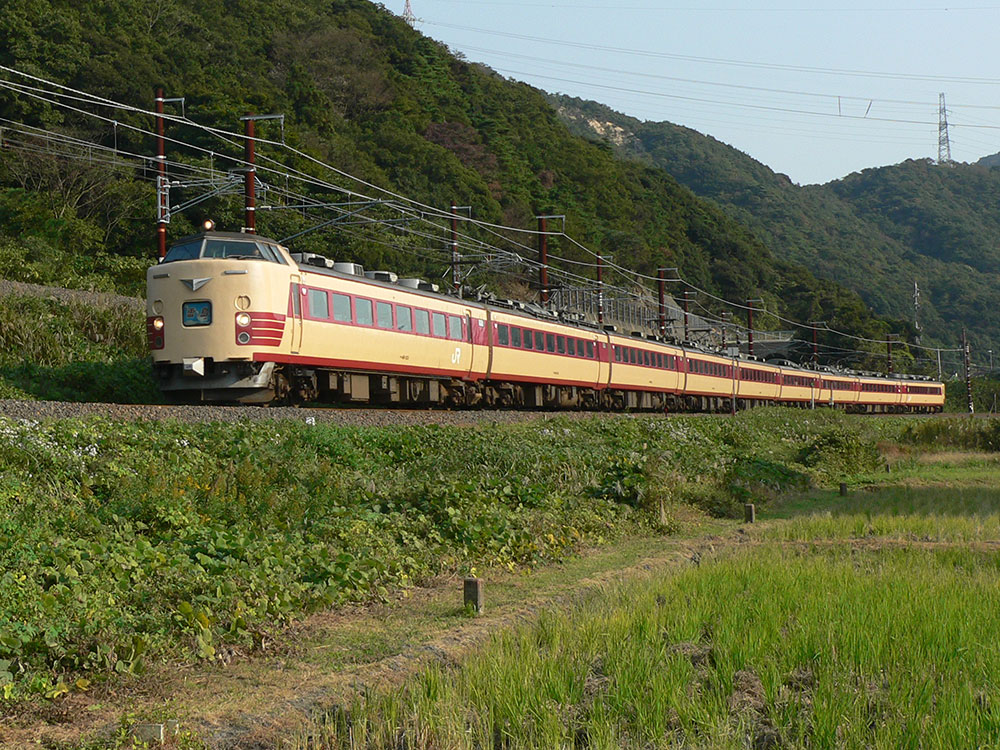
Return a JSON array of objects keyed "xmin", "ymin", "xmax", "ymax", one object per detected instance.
[
  {"xmin": 333, "ymin": 262, "xmax": 364, "ymax": 276},
  {"xmin": 365, "ymin": 270, "xmax": 399, "ymax": 283},
  {"xmin": 291, "ymin": 252, "xmax": 332, "ymax": 268}
]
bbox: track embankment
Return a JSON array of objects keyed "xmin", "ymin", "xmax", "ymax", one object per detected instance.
[{"xmin": 0, "ymin": 399, "xmax": 618, "ymax": 426}]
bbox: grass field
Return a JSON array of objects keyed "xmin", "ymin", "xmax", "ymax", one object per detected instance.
[
  {"xmin": 5, "ymin": 412, "xmax": 1000, "ymax": 748},
  {"xmin": 304, "ymin": 451, "xmax": 1000, "ymax": 750}
]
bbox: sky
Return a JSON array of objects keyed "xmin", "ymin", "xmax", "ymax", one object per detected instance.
[{"xmin": 403, "ymin": 1, "xmax": 1000, "ymax": 184}]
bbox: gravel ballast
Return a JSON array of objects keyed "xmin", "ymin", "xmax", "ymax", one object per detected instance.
[{"xmin": 0, "ymin": 399, "xmax": 618, "ymax": 426}]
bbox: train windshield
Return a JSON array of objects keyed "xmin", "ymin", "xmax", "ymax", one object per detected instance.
[
  {"xmin": 163, "ymin": 240, "xmax": 202, "ymax": 263},
  {"xmin": 162, "ymin": 238, "xmax": 286, "ymax": 264}
]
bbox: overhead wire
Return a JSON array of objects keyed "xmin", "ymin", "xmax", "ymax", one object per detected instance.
[{"xmin": 0, "ymin": 64, "xmax": 965, "ymax": 356}]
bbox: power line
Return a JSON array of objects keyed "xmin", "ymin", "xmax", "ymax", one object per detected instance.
[
  {"xmin": 425, "ymin": 20, "xmax": 1000, "ymax": 84},
  {"xmin": 0, "ymin": 65, "xmax": 962, "ymax": 357}
]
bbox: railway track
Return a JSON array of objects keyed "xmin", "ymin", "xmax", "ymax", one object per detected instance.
[
  {"xmin": 0, "ymin": 399, "xmax": 963, "ymax": 425},
  {"xmin": 0, "ymin": 399, "xmax": 624, "ymax": 426}
]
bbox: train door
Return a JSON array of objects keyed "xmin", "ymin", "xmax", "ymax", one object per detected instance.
[
  {"xmin": 289, "ymin": 276, "xmax": 303, "ymax": 354},
  {"xmin": 465, "ymin": 310, "xmax": 482, "ymax": 378}
]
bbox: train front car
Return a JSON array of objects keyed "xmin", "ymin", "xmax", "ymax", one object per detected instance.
[{"xmin": 147, "ymin": 231, "xmax": 294, "ymax": 402}]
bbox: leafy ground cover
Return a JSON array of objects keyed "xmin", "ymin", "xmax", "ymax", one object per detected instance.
[
  {"xmin": 0, "ymin": 409, "xmax": 896, "ymax": 707},
  {"xmin": 0, "ymin": 291, "xmax": 158, "ymax": 403},
  {"xmin": 301, "ymin": 448, "xmax": 1000, "ymax": 750}
]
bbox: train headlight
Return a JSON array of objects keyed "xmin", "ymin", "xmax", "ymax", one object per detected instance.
[
  {"xmin": 236, "ymin": 312, "xmax": 251, "ymax": 327},
  {"xmin": 152, "ymin": 316, "xmax": 165, "ymax": 330},
  {"xmin": 237, "ymin": 332, "xmax": 251, "ymax": 345}
]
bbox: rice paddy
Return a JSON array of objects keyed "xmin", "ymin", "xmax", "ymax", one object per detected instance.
[{"xmin": 302, "ymin": 451, "xmax": 1000, "ymax": 750}]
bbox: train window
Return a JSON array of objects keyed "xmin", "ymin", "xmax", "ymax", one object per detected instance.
[
  {"xmin": 567, "ymin": 338, "xmax": 576, "ymax": 356},
  {"xmin": 586, "ymin": 341, "xmax": 595, "ymax": 358},
  {"xmin": 201, "ymin": 239, "xmax": 268, "ymax": 261},
  {"xmin": 557, "ymin": 336, "xmax": 565, "ymax": 354},
  {"xmin": 523, "ymin": 329, "xmax": 533, "ymax": 349},
  {"xmin": 509, "ymin": 327, "xmax": 520, "ymax": 347},
  {"xmin": 614, "ymin": 346, "xmax": 621, "ymax": 362},
  {"xmin": 535, "ymin": 331, "xmax": 545, "ymax": 350},
  {"xmin": 657, "ymin": 353, "xmax": 663, "ymax": 368},
  {"xmin": 163, "ymin": 240, "xmax": 202, "ymax": 263},
  {"xmin": 255, "ymin": 242, "xmax": 286, "ymax": 264},
  {"xmin": 630, "ymin": 348, "xmax": 637, "ymax": 364},
  {"xmin": 307, "ymin": 289, "xmax": 329, "ymax": 319},
  {"xmin": 376, "ymin": 302, "xmax": 393, "ymax": 329},
  {"xmin": 415, "ymin": 309, "xmax": 430, "ymax": 335},
  {"xmin": 546, "ymin": 333, "xmax": 556, "ymax": 353},
  {"xmin": 356, "ymin": 298, "xmax": 374, "ymax": 327},
  {"xmin": 333, "ymin": 293, "xmax": 351, "ymax": 322},
  {"xmin": 643, "ymin": 351, "xmax": 650, "ymax": 367},
  {"xmin": 448, "ymin": 316, "xmax": 462, "ymax": 340},
  {"xmin": 396, "ymin": 305, "xmax": 412, "ymax": 332},
  {"xmin": 498, "ymin": 324, "xmax": 509, "ymax": 346},
  {"xmin": 432, "ymin": 313, "xmax": 446, "ymax": 337}
]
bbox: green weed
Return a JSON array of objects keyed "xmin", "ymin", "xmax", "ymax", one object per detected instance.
[
  {"xmin": 0, "ymin": 410, "xmax": 896, "ymax": 702},
  {"xmin": 315, "ymin": 545, "xmax": 1000, "ymax": 749}
]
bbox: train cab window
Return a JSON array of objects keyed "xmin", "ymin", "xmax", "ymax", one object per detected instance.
[
  {"xmin": 586, "ymin": 341, "xmax": 595, "ymax": 359},
  {"xmin": 255, "ymin": 242, "xmax": 287, "ymax": 264},
  {"xmin": 511, "ymin": 327, "xmax": 521, "ymax": 347},
  {"xmin": 307, "ymin": 289, "xmax": 329, "ymax": 319},
  {"xmin": 415, "ymin": 309, "xmax": 430, "ymax": 335},
  {"xmin": 356, "ymin": 298, "xmax": 374, "ymax": 327},
  {"xmin": 498, "ymin": 324, "xmax": 509, "ymax": 346},
  {"xmin": 201, "ymin": 239, "xmax": 272, "ymax": 261},
  {"xmin": 557, "ymin": 336, "xmax": 566, "ymax": 354},
  {"xmin": 448, "ymin": 316, "xmax": 463, "ymax": 340},
  {"xmin": 567, "ymin": 338, "xmax": 576, "ymax": 356},
  {"xmin": 162, "ymin": 240, "xmax": 202, "ymax": 263},
  {"xmin": 333, "ymin": 293, "xmax": 352, "ymax": 323},
  {"xmin": 535, "ymin": 331, "xmax": 545, "ymax": 350},
  {"xmin": 432, "ymin": 313, "xmax": 447, "ymax": 338},
  {"xmin": 376, "ymin": 302, "xmax": 393, "ymax": 329},
  {"xmin": 396, "ymin": 305, "xmax": 412, "ymax": 332},
  {"xmin": 545, "ymin": 333, "xmax": 556, "ymax": 353}
]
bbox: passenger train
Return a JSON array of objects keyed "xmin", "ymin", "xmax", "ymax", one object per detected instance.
[{"xmin": 146, "ymin": 230, "xmax": 945, "ymax": 412}]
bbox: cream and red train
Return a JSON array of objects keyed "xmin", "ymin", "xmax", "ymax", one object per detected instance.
[{"xmin": 146, "ymin": 231, "xmax": 945, "ymax": 412}]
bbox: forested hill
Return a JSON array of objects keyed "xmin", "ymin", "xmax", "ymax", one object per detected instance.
[
  {"xmin": 0, "ymin": 0, "xmax": 905, "ymax": 352},
  {"xmin": 552, "ymin": 94, "xmax": 1000, "ymax": 349}
]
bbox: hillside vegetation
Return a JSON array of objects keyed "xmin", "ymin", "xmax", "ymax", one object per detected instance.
[
  {"xmin": 0, "ymin": 288, "xmax": 157, "ymax": 402},
  {"xmin": 552, "ymin": 95, "xmax": 1000, "ymax": 350},
  {"xmin": 0, "ymin": 0, "xmax": 905, "ymax": 356}
]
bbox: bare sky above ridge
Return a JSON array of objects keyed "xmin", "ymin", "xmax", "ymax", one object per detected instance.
[{"xmin": 405, "ymin": 1, "xmax": 1000, "ymax": 184}]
